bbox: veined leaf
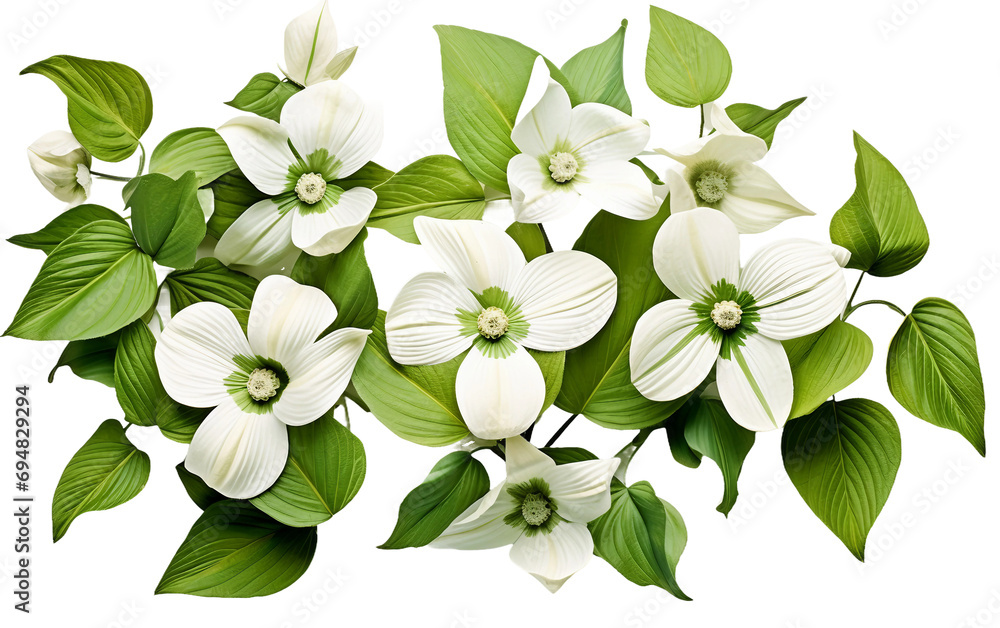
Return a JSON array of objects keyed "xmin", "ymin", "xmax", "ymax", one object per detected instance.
[
  {"xmin": 784, "ymin": 318, "xmax": 873, "ymax": 419},
  {"xmin": 206, "ymin": 170, "xmax": 268, "ymax": 240},
  {"xmin": 645, "ymin": 7, "xmax": 731, "ymax": 108},
  {"xmin": 562, "ymin": 19, "xmax": 631, "ymax": 114},
  {"xmin": 127, "ymin": 172, "xmax": 206, "ymax": 269},
  {"xmin": 8, "ymin": 204, "xmax": 126, "ymax": 254},
  {"xmin": 725, "ymin": 98, "xmax": 806, "ymax": 149},
  {"xmin": 682, "ymin": 398, "xmax": 755, "ymax": 516},
  {"xmin": 150, "ymin": 128, "xmax": 237, "ymax": 187},
  {"xmin": 175, "ymin": 463, "xmax": 224, "ymax": 510},
  {"xmin": 49, "ymin": 332, "xmax": 122, "ymax": 387},
  {"xmin": 225, "ymin": 72, "xmax": 302, "ymax": 122},
  {"xmin": 505, "ymin": 222, "xmax": 548, "ymax": 262},
  {"xmin": 164, "ymin": 257, "xmax": 258, "ymax": 316},
  {"xmin": 292, "ymin": 228, "xmax": 378, "ymax": 331}
]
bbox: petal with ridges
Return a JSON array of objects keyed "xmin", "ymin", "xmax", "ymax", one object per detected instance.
[
  {"xmin": 509, "ymin": 521, "xmax": 593, "ymax": 593},
  {"xmin": 511, "ymin": 80, "xmax": 572, "ymax": 157},
  {"xmin": 544, "ymin": 458, "xmax": 619, "ymax": 523},
  {"xmin": 283, "ymin": 1, "xmax": 339, "ymax": 87},
  {"xmin": 248, "ymin": 275, "xmax": 337, "ymax": 363},
  {"xmin": 414, "ymin": 217, "xmax": 526, "ymax": 294},
  {"xmin": 569, "ymin": 103, "xmax": 649, "ymax": 164},
  {"xmin": 386, "ymin": 272, "xmax": 480, "ymax": 365},
  {"xmin": 665, "ymin": 168, "xmax": 697, "ymax": 214},
  {"xmin": 455, "ymin": 344, "xmax": 545, "ymax": 440},
  {"xmin": 431, "ymin": 483, "xmax": 521, "ymax": 550},
  {"xmin": 574, "ymin": 161, "xmax": 658, "ymax": 220},
  {"xmin": 508, "ymin": 153, "xmax": 581, "ymax": 223},
  {"xmin": 505, "ymin": 435, "xmax": 556, "ymax": 484},
  {"xmin": 215, "ymin": 198, "xmax": 297, "ymax": 269},
  {"xmin": 652, "ymin": 208, "xmax": 741, "ymax": 302},
  {"xmin": 717, "ymin": 334, "xmax": 792, "ymax": 431},
  {"xmin": 719, "ymin": 162, "xmax": 813, "ymax": 234},
  {"xmin": 291, "ymin": 187, "xmax": 375, "ymax": 256},
  {"xmin": 217, "ymin": 117, "xmax": 296, "ymax": 195}
]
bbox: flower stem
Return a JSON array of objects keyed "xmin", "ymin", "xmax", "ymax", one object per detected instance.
[
  {"xmin": 844, "ymin": 299, "xmax": 907, "ymax": 319},
  {"xmin": 90, "ymin": 171, "xmax": 133, "ymax": 182},
  {"xmin": 136, "ymin": 142, "xmax": 146, "ymax": 178},
  {"xmin": 699, "ymin": 104, "xmax": 706, "ymax": 138},
  {"xmin": 544, "ymin": 414, "xmax": 578, "ymax": 448},
  {"xmin": 614, "ymin": 427, "xmax": 654, "ymax": 483},
  {"xmin": 843, "ymin": 272, "xmax": 865, "ymax": 316}
]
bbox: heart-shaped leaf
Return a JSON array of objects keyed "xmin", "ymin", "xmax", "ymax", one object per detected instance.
[
  {"xmin": 8, "ymin": 204, "xmax": 126, "ymax": 254},
  {"xmin": 784, "ymin": 318, "xmax": 873, "ymax": 419},
  {"xmin": 645, "ymin": 7, "xmax": 731, "ymax": 108}
]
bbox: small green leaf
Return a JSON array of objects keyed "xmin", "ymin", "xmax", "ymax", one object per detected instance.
[
  {"xmin": 150, "ymin": 128, "xmax": 237, "ymax": 187},
  {"xmin": 5, "ymin": 220, "xmax": 156, "ymax": 341},
  {"xmin": 380, "ymin": 451, "xmax": 489, "ymax": 549},
  {"xmin": 887, "ymin": 298, "xmax": 985, "ymax": 455},
  {"xmin": 175, "ymin": 463, "xmax": 224, "ymax": 510},
  {"xmin": 225, "ymin": 72, "xmax": 302, "ymax": 122},
  {"xmin": 784, "ymin": 318, "xmax": 873, "ymax": 419},
  {"xmin": 164, "ymin": 257, "xmax": 258, "ymax": 316},
  {"xmin": 8, "ymin": 205, "xmax": 127, "ymax": 254},
  {"xmin": 830, "ymin": 133, "xmax": 929, "ymax": 276},
  {"xmin": 724, "ymin": 97, "xmax": 806, "ymax": 149},
  {"xmin": 540, "ymin": 447, "xmax": 599, "ymax": 465},
  {"xmin": 645, "ymin": 7, "xmax": 731, "ymax": 108},
  {"xmin": 127, "ymin": 172, "xmax": 206, "ymax": 269},
  {"xmin": 206, "ymin": 170, "xmax": 269, "ymax": 240},
  {"xmin": 562, "ymin": 19, "xmax": 631, "ymax": 114},
  {"xmin": 782, "ymin": 399, "xmax": 901, "ymax": 561},
  {"xmin": 680, "ymin": 398, "xmax": 755, "ymax": 515},
  {"xmin": 49, "ymin": 332, "xmax": 122, "ymax": 387},
  {"xmin": 369, "ymin": 155, "xmax": 486, "ymax": 244},
  {"xmin": 505, "ymin": 222, "xmax": 548, "ymax": 262},
  {"xmin": 337, "ymin": 161, "xmax": 394, "ymax": 190},
  {"xmin": 22, "ymin": 55, "xmax": 152, "ymax": 162},
  {"xmin": 156, "ymin": 500, "xmax": 317, "ymax": 597},
  {"xmin": 52, "ymin": 419, "xmax": 149, "ymax": 542},
  {"xmin": 291, "ymin": 228, "xmax": 378, "ymax": 330}
]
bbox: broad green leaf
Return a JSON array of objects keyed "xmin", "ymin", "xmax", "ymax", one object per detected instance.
[
  {"xmin": 725, "ymin": 97, "xmax": 806, "ymax": 149},
  {"xmin": 682, "ymin": 398, "xmax": 755, "ymax": 515},
  {"xmin": 561, "ymin": 19, "xmax": 631, "ymax": 114},
  {"xmin": 156, "ymin": 500, "xmax": 317, "ymax": 597},
  {"xmin": 291, "ymin": 228, "xmax": 379, "ymax": 330},
  {"xmin": 8, "ymin": 204, "xmax": 126, "ymax": 254},
  {"xmin": 783, "ymin": 399, "xmax": 900, "ymax": 560},
  {"xmin": 664, "ymin": 403, "xmax": 702, "ymax": 469},
  {"xmin": 505, "ymin": 222, "xmax": 548, "ymax": 262},
  {"xmin": 379, "ymin": 451, "xmax": 489, "ymax": 549},
  {"xmin": 589, "ymin": 481, "xmax": 689, "ymax": 600},
  {"xmin": 337, "ymin": 161, "xmax": 394, "ymax": 190},
  {"xmin": 5, "ymin": 220, "xmax": 156, "ymax": 341},
  {"xmin": 164, "ymin": 257, "xmax": 258, "ymax": 316},
  {"xmin": 127, "ymin": 172, "xmax": 206, "ymax": 269},
  {"xmin": 49, "ymin": 333, "xmax": 121, "ymax": 387},
  {"xmin": 225, "ymin": 72, "xmax": 302, "ymax": 122},
  {"xmin": 52, "ymin": 419, "xmax": 149, "ymax": 541},
  {"xmin": 784, "ymin": 318, "xmax": 873, "ymax": 419},
  {"xmin": 206, "ymin": 170, "xmax": 269, "ymax": 240},
  {"xmin": 555, "ymin": 202, "xmax": 684, "ymax": 428},
  {"xmin": 830, "ymin": 133, "xmax": 929, "ymax": 276},
  {"xmin": 175, "ymin": 463, "xmax": 224, "ymax": 510},
  {"xmin": 887, "ymin": 298, "xmax": 985, "ymax": 455},
  {"xmin": 22, "ymin": 55, "xmax": 152, "ymax": 162},
  {"xmin": 150, "ymin": 128, "xmax": 237, "ymax": 187},
  {"xmin": 368, "ymin": 155, "xmax": 486, "ymax": 244},
  {"xmin": 434, "ymin": 25, "xmax": 576, "ymax": 193},
  {"xmin": 645, "ymin": 7, "xmax": 731, "ymax": 108},
  {"xmin": 251, "ymin": 412, "xmax": 365, "ymax": 527}
]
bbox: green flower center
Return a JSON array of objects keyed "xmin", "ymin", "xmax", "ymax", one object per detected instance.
[
  {"xmin": 477, "ymin": 306, "xmax": 509, "ymax": 339},
  {"xmin": 548, "ymin": 152, "xmax": 578, "ymax": 183},
  {"xmin": 246, "ymin": 368, "xmax": 281, "ymax": 402},
  {"xmin": 521, "ymin": 492, "xmax": 552, "ymax": 526},
  {"xmin": 295, "ymin": 173, "xmax": 327, "ymax": 204},
  {"xmin": 695, "ymin": 170, "xmax": 729, "ymax": 203},
  {"xmin": 710, "ymin": 300, "xmax": 742, "ymax": 330}
]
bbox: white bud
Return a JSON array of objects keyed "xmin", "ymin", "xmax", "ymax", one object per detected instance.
[{"xmin": 27, "ymin": 131, "xmax": 92, "ymax": 206}]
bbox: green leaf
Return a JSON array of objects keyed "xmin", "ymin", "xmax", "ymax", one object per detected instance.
[
  {"xmin": 505, "ymin": 222, "xmax": 548, "ymax": 262},
  {"xmin": 540, "ymin": 447, "xmax": 598, "ymax": 465},
  {"xmin": 291, "ymin": 228, "xmax": 378, "ymax": 330},
  {"xmin": 724, "ymin": 97, "xmax": 806, "ymax": 149},
  {"xmin": 5, "ymin": 220, "xmax": 156, "ymax": 341},
  {"xmin": 561, "ymin": 19, "xmax": 631, "ymax": 114},
  {"xmin": 555, "ymin": 202, "xmax": 684, "ymax": 428},
  {"xmin": 8, "ymin": 204, "xmax": 126, "ymax": 254},
  {"xmin": 368, "ymin": 155, "xmax": 486, "ymax": 244},
  {"xmin": 150, "ymin": 128, "xmax": 237, "ymax": 187},
  {"xmin": 887, "ymin": 298, "xmax": 986, "ymax": 455},
  {"xmin": 127, "ymin": 172, "xmax": 206, "ymax": 269},
  {"xmin": 589, "ymin": 481, "xmax": 690, "ymax": 600},
  {"xmin": 352, "ymin": 312, "xmax": 470, "ymax": 446},
  {"xmin": 176, "ymin": 463, "xmax": 224, "ymax": 510},
  {"xmin": 664, "ymin": 403, "xmax": 702, "ymax": 469},
  {"xmin": 206, "ymin": 170, "xmax": 269, "ymax": 240},
  {"xmin": 156, "ymin": 500, "xmax": 317, "ymax": 597},
  {"xmin": 434, "ymin": 25, "xmax": 575, "ymax": 193},
  {"xmin": 784, "ymin": 318, "xmax": 873, "ymax": 419},
  {"xmin": 645, "ymin": 7, "xmax": 731, "ymax": 108},
  {"xmin": 225, "ymin": 72, "xmax": 302, "ymax": 122},
  {"xmin": 782, "ymin": 399, "xmax": 901, "ymax": 561},
  {"xmin": 251, "ymin": 411, "xmax": 365, "ymax": 527},
  {"xmin": 681, "ymin": 398, "xmax": 755, "ymax": 515},
  {"xmin": 49, "ymin": 332, "xmax": 122, "ymax": 387},
  {"xmin": 22, "ymin": 55, "xmax": 152, "ymax": 162},
  {"xmin": 164, "ymin": 257, "xmax": 258, "ymax": 316},
  {"xmin": 830, "ymin": 133, "xmax": 929, "ymax": 276},
  {"xmin": 337, "ymin": 161, "xmax": 394, "ymax": 190},
  {"xmin": 52, "ymin": 419, "xmax": 149, "ymax": 542},
  {"xmin": 379, "ymin": 451, "xmax": 489, "ymax": 549}
]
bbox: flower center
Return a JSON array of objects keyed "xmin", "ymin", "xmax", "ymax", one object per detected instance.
[
  {"xmin": 295, "ymin": 173, "xmax": 327, "ymax": 204},
  {"xmin": 246, "ymin": 368, "xmax": 281, "ymax": 402},
  {"xmin": 521, "ymin": 492, "xmax": 552, "ymax": 526},
  {"xmin": 711, "ymin": 300, "xmax": 743, "ymax": 330},
  {"xmin": 477, "ymin": 306, "xmax": 509, "ymax": 339},
  {"xmin": 695, "ymin": 170, "xmax": 729, "ymax": 203},
  {"xmin": 548, "ymin": 152, "xmax": 578, "ymax": 183}
]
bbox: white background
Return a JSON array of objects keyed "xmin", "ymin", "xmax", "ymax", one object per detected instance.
[{"xmin": 1, "ymin": 0, "xmax": 998, "ymax": 626}]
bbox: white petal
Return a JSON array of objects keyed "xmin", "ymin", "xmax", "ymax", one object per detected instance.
[
  {"xmin": 508, "ymin": 153, "xmax": 581, "ymax": 223},
  {"xmin": 511, "ymin": 251, "xmax": 617, "ymax": 351},
  {"xmin": 197, "ymin": 188, "xmax": 215, "ymax": 220},
  {"xmin": 739, "ymin": 239, "xmax": 848, "ymax": 340},
  {"xmin": 456, "ymin": 344, "xmax": 545, "ymax": 440},
  {"xmin": 281, "ymin": 81, "xmax": 382, "ymax": 179},
  {"xmin": 217, "ymin": 117, "xmax": 296, "ymax": 195},
  {"xmin": 27, "ymin": 131, "xmax": 91, "ymax": 204},
  {"xmin": 717, "ymin": 334, "xmax": 792, "ymax": 431},
  {"xmin": 509, "ymin": 521, "xmax": 593, "ymax": 593},
  {"xmin": 248, "ymin": 275, "xmax": 337, "ymax": 364},
  {"xmin": 511, "ymin": 79, "xmax": 572, "ymax": 157},
  {"xmin": 431, "ymin": 483, "xmax": 521, "ymax": 550},
  {"xmin": 215, "ymin": 199, "xmax": 297, "ymax": 268},
  {"xmin": 414, "ymin": 217, "xmax": 526, "ymax": 294},
  {"xmin": 718, "ymin": 162, "xmax": 814, "ymax": 233},
  {"xmin": 544, "ymin": 458, "xmax": 619, "ymax": 523},
  {"xmin": 575, "ymin": 161, "xmax": 658, "ymax": 220},
  {"xmin": 325, "ymin": 46, "xmax": 357, "ymax": 80},
  {"xmin": 385, "ymin": 272, "xmax": 480, "ymax": 365},
  {"xmin": 665, "ymin": 167, "xmax": 697, "ymax": 214},
  {"xmin": 655, "ymin": 104, "xmax": 767, "ymax": 168},
  {"xmin": 505, "ymin": 435, "xmax": 556, "ymax": 484},
  {"xmin": 651, "ymin": 208, "xmax": 741, "ymax": 302},
  {"xmin": 184, "ymin": 400, "xmax": 289, "ymax": 499},
  {"xmin": 291, "ymin": 187, "xmax": 375, "ymax": 255},
  {"xmin": 568, "ymin": 103, "xmax": 649, "ymax": 164},
  {"xmin": 630, "ymin": 299, "xmax": 721, "ymax": 402},
  {"xmin": 514, "ymin": 55, "xmax": 552, "ymax": 127},
  {"xmin": 828, "ymin": 244, "xmax": 851, "ymax": 268},
  {"xmin": 155, "ymin": 302, "xmax": 251, "ymax": 408},
  {"xmin": 283, "ymin": 1, "xmax": 339, "ymax": 87},
  {"xmin": 273, "ymin": 327, "xmax": 371, "ymax": 426}
]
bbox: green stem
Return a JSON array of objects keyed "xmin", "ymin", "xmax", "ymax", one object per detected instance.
[
  {"xmin": 614, "ymin": 427, "xmax": 654, "ymax": 483},
  {"xmin": 135, "ymin": 142, "xmax": 146, "ymax": 178},
  {"xmin": 844, "ymin": 299, "xmax": 907, "ymax": 319},
  {"xmin": 843, "ymin": 272, "xmax": 865, "ymax": 316},
  {"xmin": 699, "ymin": 104, "xmax": 706, "ymax": 138},
  {"xmin": 90, "ymin": 171, "xmax": 133, "ymax": 182},
  {"xmin": 544, "ymin": 414, "xmax": 578, "ymax": 448}
]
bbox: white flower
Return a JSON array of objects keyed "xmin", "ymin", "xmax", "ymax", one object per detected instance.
[
  {"xmin": 656, "ymin": 103, "xmax": 812, "ymax": 233},
  {"xmin": 216, "ymin": 80, "xmax": 382, "ymax": 269},
  {"xmin": 506, "ymin": 72, "xmax": 657, "ymax": 223},
  {"xmin": 629, "ymin": 208, "xmax": 849, "ymax": 431},
  {"xmin": 385, "ymin": 217, "xmax": 617, "ymax": 440},
  {"xmin": 27, "ymin": 130, "xmax": 92, "ymax": 206},
  {"xmin": 433, "ymin": 436, "xmax": 619, "ymax": 592},
  {"xmin": 282, "ymin": 1, "xmax": 357, "ymax": 87},
  {"xmin": 154, "ymin": 275, "xmax": 370, "ymax": 498}
]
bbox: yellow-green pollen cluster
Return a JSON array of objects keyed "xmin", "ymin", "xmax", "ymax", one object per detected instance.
[
  {"xmin": 246, "ymin": 367, "xmax": 281, "ymax": 402},
  {"xmin": 695, "ymin": 170, "xmax": 729, "ymax": 203},
  {"xmin": 548, "ymin": 152, "xmax": 578, "ymax": 183},
  {"xmin": 711, "ymin": 300, "xmax": 743, "ymax": 330},
  {"xmin": 295, "ymin": 172, "xmax": 327, "ymax": 204},
  {"xmin": 477, "ymin": 306, "xmax": 510, "ymax": 339},
  {"xmin": 521, "ymin": 492, "xmax": 552, "ymax": 526}
]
